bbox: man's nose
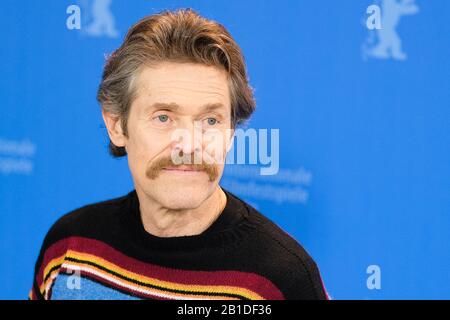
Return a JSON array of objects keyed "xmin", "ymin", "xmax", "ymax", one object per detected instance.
[{"xmin": 171, "ymin": 120, "xmax": 203, "ymax": 155}]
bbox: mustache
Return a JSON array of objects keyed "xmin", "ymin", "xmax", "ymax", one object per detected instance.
[{"xmin": 146, "ymin": 152, "xmax": 219, "ymax": 182}]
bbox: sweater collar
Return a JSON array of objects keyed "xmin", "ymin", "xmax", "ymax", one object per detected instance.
[{"xmin": 123, "ymin": 186, "xmax": 249, "ymax": 251}]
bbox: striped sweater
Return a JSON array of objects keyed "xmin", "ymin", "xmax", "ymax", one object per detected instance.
[{"xmin": 29, "ymin": 188, "xmax": 329, "ymax": 300}]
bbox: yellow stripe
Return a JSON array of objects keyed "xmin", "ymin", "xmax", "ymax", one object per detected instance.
[
  {"xmin": 39, "ymin": 250, "xmax": 266, "ymax": 300},
  {"xmin": 66, "ymin": 250, "xmax": 264, "ymax": 300},
  {"xmin": 40, "ymin": 255, "xmax": 66, "ymax": 295},
  {"xmin": 64, "ymin": 260, "xmax": 239, "ymax": 300}
]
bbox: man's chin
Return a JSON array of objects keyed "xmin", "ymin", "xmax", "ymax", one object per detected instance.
[
  {"xmin": 158, "ymin": 193, "xmax": 209, "ymax": 210},
  {"xmin": 148, "ymin": 181, "xmax": 216, "ymax": 209}
]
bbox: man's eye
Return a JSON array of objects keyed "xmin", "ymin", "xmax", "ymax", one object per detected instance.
[
  {"xmin": 156, "ymin": 115, "xmax": 169, "ymax": 123},
  {"xmin": 205, "ymin": 117, "xmax": 218, "ymax": 125}
]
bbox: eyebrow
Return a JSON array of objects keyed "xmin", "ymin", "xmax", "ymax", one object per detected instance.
[{"xmin": 148, "ymin": 102, "xmax": 226, "ymax": 113}]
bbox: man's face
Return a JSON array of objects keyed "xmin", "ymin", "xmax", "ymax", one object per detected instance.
[{"xmin": 118, "ymin": 62, "xmax": 233, "ymax": 209}]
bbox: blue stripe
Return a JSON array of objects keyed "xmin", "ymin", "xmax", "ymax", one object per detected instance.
[{"xmin": 50, "ymin": 274, "xmax": 142, "ymax": 300}]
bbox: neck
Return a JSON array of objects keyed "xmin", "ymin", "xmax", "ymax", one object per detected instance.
[{"xmin": 136, "ymin": 186, "xmax": 227, "ymax": 238}]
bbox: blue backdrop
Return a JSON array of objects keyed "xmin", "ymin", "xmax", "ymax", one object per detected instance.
[{"xmin": 1, "ymin": 0, "xmax": 449, "ymax": 299}]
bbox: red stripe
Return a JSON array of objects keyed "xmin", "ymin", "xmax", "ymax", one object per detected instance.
[
  {"xmin": 29, "ymin": 288, "xmax": 36, "ymax": 300},
  {"xmin": 36, "ymin": 238, "xmax": 72, "ymax": 287}
]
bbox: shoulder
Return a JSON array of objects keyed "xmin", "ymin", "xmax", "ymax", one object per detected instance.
[
  {"xmin": 238, "ymin": 199, "xmax": 329, "ymax": 299},
  {"xmin": 30, "ymin": 191, "xmax": 132, "ymax": 300},
  {"xmin": 40, "ymin": 191, "xmax": 130, "ymax": 249}
]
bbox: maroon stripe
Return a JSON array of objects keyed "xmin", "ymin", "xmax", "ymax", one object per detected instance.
[{"xmin": 36, "ymin": 238, "xmax": 72, "ymax": 287}]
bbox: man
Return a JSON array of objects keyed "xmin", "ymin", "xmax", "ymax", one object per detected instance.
[{"xmin": 29, "ymin": 8, "xmax": 328, "ymax": 300}]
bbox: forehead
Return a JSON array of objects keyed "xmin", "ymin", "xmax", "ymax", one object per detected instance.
[{"xmin": 134, "ymin": 62, "xmax": 231, "ymax": 113}]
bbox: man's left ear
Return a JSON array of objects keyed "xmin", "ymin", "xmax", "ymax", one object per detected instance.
[{"xmin": 101, "ymin": 109, "xmax": 127, "ymax": 148}]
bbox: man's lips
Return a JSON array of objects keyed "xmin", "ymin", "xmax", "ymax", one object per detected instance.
[{"xmin": 162, "ymin": 166, "xmax": 203, "ymax": 172}]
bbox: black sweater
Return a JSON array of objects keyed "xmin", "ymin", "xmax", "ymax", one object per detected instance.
[{"xmin": 29, "ymin": 188, "xmax": 329, "ymax": 300}]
